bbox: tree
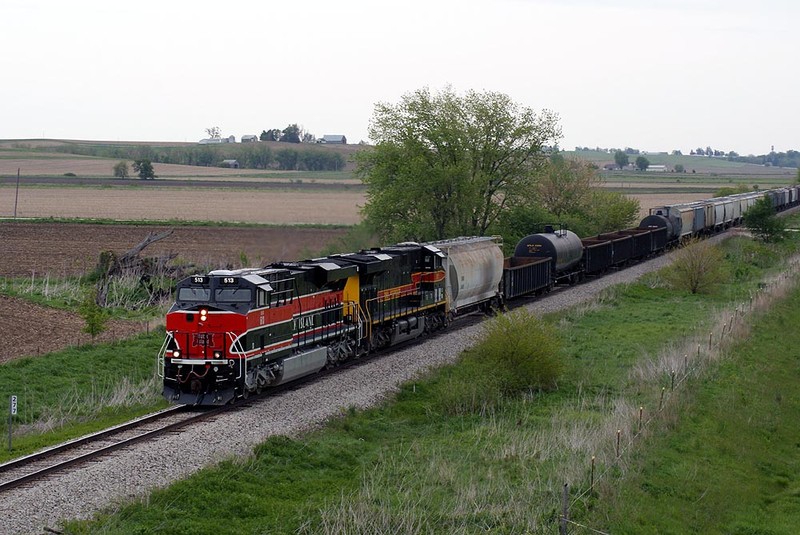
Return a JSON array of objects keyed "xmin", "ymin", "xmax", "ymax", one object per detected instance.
[
  {"xmin": 356, "ymin": 86, "xmax": 561, "ymax": 241},
  {"xmin": 666, "ymin": 238, "xmax": 727, "ymax": 294},
  {"xmin": 537, "ymin": 154, "xmax": 600, "ymax": 217},
  {"xmin": 205, "ymin": 126, "xmax": 221, "ymax": 139},
  {"xmin": 79, "ymin": 288, "xmax": 108, "ymax": 342},
  {"xmin": 580, "ymin": 190, "xmax": 640, "ymax": 233},
  {"xmin": 280, "ymin": 124, "xmax": 302, "ymax": 143},
  {"xmin": 113, "ymin": 161, "xmax": 129, "ymax": 179},
  {"xmin": 674, "ymin": 164, "xmax": 685, "ymax": 173},
  {"xmin": 635, "ymin": 156, "xmax": 650, "ymax": 171},
  {"xmin": 614, "ymin": 150, "xmax": 629, "ymax": 169},
  {"xmin": 132, "ymin": 159, "xmax": 156, "ymax": 180},
  {"xmin": 275, "ymin": 148, "xmax": 299, "ymax": 170},
  {"xmin": 743, "ymin": 194, "xmax": 785, "ymax": 242}
]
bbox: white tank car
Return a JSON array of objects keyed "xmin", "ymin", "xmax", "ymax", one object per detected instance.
[{"xmin": 427, "ymin": 236, "xmax": 504, "ymax": 315}]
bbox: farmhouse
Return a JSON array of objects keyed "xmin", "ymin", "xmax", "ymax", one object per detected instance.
[
  {"xmin": 318, "ymin": 134, "xmax": 347, "ymax": 144},
  {"xmin": 241, "ymin": 134, "xmax": 258, "ymax": 143}
]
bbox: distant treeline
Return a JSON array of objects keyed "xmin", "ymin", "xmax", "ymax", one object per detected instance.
[
  {"xmin": 726, "ymin": 150, "xmax": 800, "ymax": 169},
  {"xmin": 47, "ymin": 143, "xmax": 347, "ymax": 171}
]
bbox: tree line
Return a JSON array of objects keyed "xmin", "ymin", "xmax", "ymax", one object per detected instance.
[{"xmin": 49, "ymin": 142, "xmax": 346, "ymax": 171}]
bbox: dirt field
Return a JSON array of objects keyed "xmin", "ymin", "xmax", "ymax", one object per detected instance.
[
  {"xmin": 0, "ymin": 186, "xmax": 365, "ymax": 225},
  {"xmin": 0, "ymin": 294, "xmax": 150, "ymax": 364},
  {"xmin": 0, "ymin": 222, "xmax": 351, "ymax": 278}
]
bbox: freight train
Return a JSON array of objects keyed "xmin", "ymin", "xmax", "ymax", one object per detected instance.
[{"xmin": 159, "ymin": 186, "xmax": 799, "ymax": 405}]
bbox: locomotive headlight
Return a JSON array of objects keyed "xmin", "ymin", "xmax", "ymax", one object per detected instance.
[
  {"xmin": 172, "ymin": 350, "xmax": 181, "ymax": 358},
  {"xmin": 214, "ymin": 351, "xmax": 222, "ymax": 358},
  {"xmin": 200, "ymin": 308, "xmax": 208, "ymax": 321}
]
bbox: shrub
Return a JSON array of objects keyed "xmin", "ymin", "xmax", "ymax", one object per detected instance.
[
  {"xmin": 476, "ymin": 309, "xmax": 563, "ymax": 393},
  {"xmin": 78, "ymin": 288, "xmax": 108, "ymax": 342},
  {"xmin": 436, "ymin": 309, "xmax": 562, "ymax": 414},
  {"xmin": 665, "ymin": 239, "xmax": 727, "ymax": 294}
]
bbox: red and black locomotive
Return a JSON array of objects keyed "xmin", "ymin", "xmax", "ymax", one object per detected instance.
[{"xmin": 160, "ymin": 240, "xmax": 461, "ymax": 405}]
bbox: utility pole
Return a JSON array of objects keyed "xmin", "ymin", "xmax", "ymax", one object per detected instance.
[{"xmin": 13, "ymin": 167, "xmax": 20, "ymax": 218}]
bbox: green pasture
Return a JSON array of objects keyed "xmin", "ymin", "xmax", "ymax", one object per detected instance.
[
  {"xmin": 587, "ymin": 284, "xmax": 800, "ymax": 533},
  {"xmin": 569, "ymin": 149, "xmax": 793, "ymax": 171}
]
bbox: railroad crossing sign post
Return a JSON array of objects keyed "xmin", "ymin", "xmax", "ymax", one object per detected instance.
[{"xmin": 8, "ymin": 395, "xmax": 16, "ymax": 451}]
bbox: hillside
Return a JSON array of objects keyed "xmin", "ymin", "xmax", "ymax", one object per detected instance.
[{"xmin": 567, "ymin": 149, "xmax": 797, "ymax": 177}]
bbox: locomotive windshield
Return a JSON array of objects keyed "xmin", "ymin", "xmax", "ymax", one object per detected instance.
[
  {"xmin": 177, "ymin": 287, "xmax": 211, "ymax": 301},
  {"xmin": 214, "ymin": 288, "xmax": 252, "ymax": 303}
]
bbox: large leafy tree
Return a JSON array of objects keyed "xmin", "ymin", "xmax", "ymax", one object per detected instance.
[
  {"xmin": 132, "ymin": 159, "xmax": 156, "ymax": 180},
  {"xmin": 537, "ymin": 154, "xmax": 600, "ymax": 217},
  {"xmin": 356, "ymin": 87, "xmax": 561, "ymax": 241},
  {"xmin": 280, "ymin": 124, "xmax": 302, "ymax": 143}
]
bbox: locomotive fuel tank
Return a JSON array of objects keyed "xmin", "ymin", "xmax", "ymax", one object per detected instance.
[
  {"xmin": 514, "ymin": 227, "xmax": 583, "ymax": 273},
  {"xmin": 431, "ymin": 236, "xmax": 504, "ymax": 313}
]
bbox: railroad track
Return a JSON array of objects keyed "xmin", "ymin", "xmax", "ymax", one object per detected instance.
[{"xmin": 0, "ymin": 405, "xmax": 222, "ymax": 493}]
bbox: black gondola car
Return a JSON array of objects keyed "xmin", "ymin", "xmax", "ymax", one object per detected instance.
[
  {"xmin": 597, "ymin": 232, "xmax": 634, "ymax": 266},
  {"xmin": 581, "ymin": 238, "xmax": 613, "ymax": 274},
  {"xmin": 617, "ymin": 228, "xmax": 654, "ymax": 259},
  {"xmin": 502, "ymin": 256, "xmax": 551, "ymax": 299}
]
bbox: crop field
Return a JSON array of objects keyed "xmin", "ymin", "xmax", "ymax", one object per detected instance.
[
  {"xmin": 0, "ymin": 184, "xmax": 708, "ymax": 223},
  {"xmin": 0, "ymin": 186, "xmax": 365, "ymax": 224}
]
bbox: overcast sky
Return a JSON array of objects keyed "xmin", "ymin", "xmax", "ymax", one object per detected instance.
[{"xmin": 2, "ymin": 0, "xmax": 796, "ymax": 155}]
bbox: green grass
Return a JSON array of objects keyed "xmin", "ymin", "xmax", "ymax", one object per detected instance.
[
  {"xmin": 586, "ymin": 285, "xmax": 800, "ymax": 534},
  {"xmin": 61, "ymin": 230, "xmax": 800, "ymax": 534},
  {"xmin": 0, "ymin": 332, "xmax": 167, "ymax": 463}
]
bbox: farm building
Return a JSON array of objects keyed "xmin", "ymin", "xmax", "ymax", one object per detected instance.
[
  {"xmin": 318, "ymin": 134, "xmax": 347, "ymax": 144},
  {"xmin": 221, "ymin": 159, "xmax": 240, "ymax": 168},
  {"xmin": 646, "ymin": 165, "xmax": 667, "ymax": 172},
  {"xmin": 241, "ymin": 134, "xmax": 258, "ymax": 143},
  {"xmin": 199, "ymin": 135, "xmax": 236, "ymax": 144}
]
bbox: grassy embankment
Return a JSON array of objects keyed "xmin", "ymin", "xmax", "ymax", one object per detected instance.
[
  {"xmin": 585, "ymin": 281, "xmax": 800, "ymax": 533},
  {"xmin": 56, "ymin": 224, "xmax": 800, "ymax": 533},
  {"xmin": 0, "ymin": 332, "xmax": 167, "ymax": 463}
]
